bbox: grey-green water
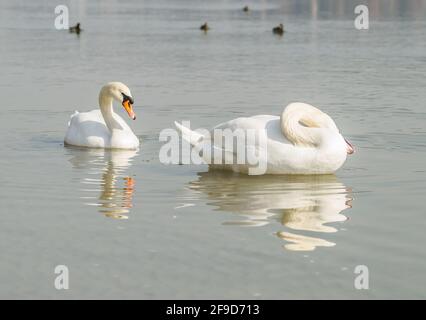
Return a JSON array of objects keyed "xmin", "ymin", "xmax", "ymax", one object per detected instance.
[{"xmin": 0, "ymin": 0, "xmax": 425, "ymax": 299}]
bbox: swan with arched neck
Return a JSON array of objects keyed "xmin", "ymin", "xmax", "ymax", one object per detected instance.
[{"xmin": 65, "ymin": 82, "xmax": 139, "ymax": 150}]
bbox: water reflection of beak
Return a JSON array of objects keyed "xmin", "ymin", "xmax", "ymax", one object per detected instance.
[{"xmin": 123, "ymin": 177, "xmax": 135, "ymax": 209}]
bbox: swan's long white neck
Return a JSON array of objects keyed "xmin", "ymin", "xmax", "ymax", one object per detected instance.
[
  {"xmin": 99, "ymin": 89, "xmax": 121, "ymax": 132},
  {"xmin": 281, "ymin": 104, "xmax": 318, "ymax": 147},
  {"xmin": 280, "ymin": 103, "xmax": 339, "ymax": 147}
]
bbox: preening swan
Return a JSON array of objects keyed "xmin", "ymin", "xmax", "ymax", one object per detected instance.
[
  {"xmin": 175, "ymin": 102, "xmax": 354, "ymax": 175},
  {"xmin": 65, "ymin": 82, "xmax": 140, "ymax": 150}
]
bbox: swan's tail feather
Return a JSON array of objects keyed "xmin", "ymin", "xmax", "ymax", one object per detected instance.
[
  {"xmin": 174, "ymin": 121, "xmax": 205, "ymax": 146},
  {"xmin": 68, "ymin": 111, "xmax": 79, "ymax": 127}
]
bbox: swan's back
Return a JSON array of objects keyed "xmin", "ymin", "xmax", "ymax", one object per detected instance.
[
  {"xmin": 209, "ymin": 115, "xmax": 321, "ymax": 174},
  {"xmin": 65, "ymin": 110, "xmax": 110, "ymax": 148},
  {"xmin": 214, "ymin": 114, "xmax": 292, "ymax": 146}
]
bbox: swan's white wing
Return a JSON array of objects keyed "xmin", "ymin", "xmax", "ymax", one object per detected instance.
[
  {"xmin": 212, "ymin": 115, "xmax": 293, "ymax": 153},
  {"xmin": 208, "ymin": 116, "xmax": 280, "ymax": 174},
  {"xmin": 213, "ymin": 115, "xmax": 275, "ymax": 131},
  {"xmin": 211, "ymin": 115, "xmax": 322, "ymax": 174},
  {"xmin": 175, "ymin": 115, "xmax": 332, "ymax": 174},
  {"xmin": 65, "ymin": 110, "xmax": 110, "ymax": 148},
  {"xmin": 65, "ymin": 110, "xmax": 139, "ymax": 149}
]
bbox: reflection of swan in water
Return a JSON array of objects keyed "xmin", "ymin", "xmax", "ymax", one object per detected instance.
[
  {"xmin": 67, "ymin": 148, "xmax": 137, "ymax": 219},
  {"xmin": 187, "ymin": 171, "xmax": 353, "ymax": 251}
]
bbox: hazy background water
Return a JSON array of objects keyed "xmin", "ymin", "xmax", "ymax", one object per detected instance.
[{"xmin": 0, "ymin": 0, "xmax": 426, "ymax": 299}]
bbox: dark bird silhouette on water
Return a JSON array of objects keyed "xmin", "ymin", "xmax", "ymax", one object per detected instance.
[
  {"xmin": 69, "ymin": 23, "xmax": 81, "ymax": 34},
  {"xmin": 272, "ymin": 23, "xmax": 284, "ymax": 36},
  {"xmin": 243, "ymin": 6, "xmax": 249, "ymax": 12},
  {"xmin": 200, "ymin": 22, "xmax": 210, "ymax": 32}
]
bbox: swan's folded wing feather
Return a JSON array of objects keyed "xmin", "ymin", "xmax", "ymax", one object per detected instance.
[
  {"xmin": 68, "ymin": 110, "xmax": 79, "ymax": 127},
  {"xmin": 212, "ymin": 115, "xmax": 284, "ymax": 148},
  {"xmin": 208, "ymin": 116, "xmax": 276, "ymax": 165},
  {"xmin": 65, "ymin": 110, "xmax": 110, "ymax": 148},
  {"xmin": 213, "ymin": 115, "xmax": 277, "ymax": 132}
]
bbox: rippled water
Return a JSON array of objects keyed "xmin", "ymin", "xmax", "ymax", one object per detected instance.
[{"xmin": 1, "ymin": 0, "xmax": 426, "ymax": 299}]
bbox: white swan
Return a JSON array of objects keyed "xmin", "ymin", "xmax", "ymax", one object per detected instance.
[
  {"xmin": 175, "ymin": 102, "xmax": 354, "ymax": 174},
  {"xmin": 65, "ymin": 82, "xmax": 139, "ymax": 150}
]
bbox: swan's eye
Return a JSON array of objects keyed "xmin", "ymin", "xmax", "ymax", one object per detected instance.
[{"xmin": 121, "ymin": 92, "xmax": 134, "ymax": 104}]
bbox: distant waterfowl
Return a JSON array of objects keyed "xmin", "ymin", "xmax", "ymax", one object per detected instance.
[
  {"xmin": 65, "ymin": 82, "xmax": 139, "ymax": 150},
  {"xmin": 69, "ymin": 23, "xmax": 81, "ymax": 34},
  {"xmin": 272, "ymin": 23, "xmax": 284, "ymax": 35},
  {"xmin": 175, "ymin": 102, "xmax": 355, "ymax": 175},
  {"xmin": 200, "ymin": 22, "xmax": 210, "ymax": 32},
  {"xmin": 243, "ymin": 6, "xmax": 249, "ymax": 12}
]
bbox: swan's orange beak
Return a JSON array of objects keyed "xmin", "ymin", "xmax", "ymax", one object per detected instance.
[
  {"xmin": 122, "ymin": 100, "xmax": 136, "ymax": 120},
  {"xmin": 345, "ymin": 138, "xmax": 354, "ymax": 155}
]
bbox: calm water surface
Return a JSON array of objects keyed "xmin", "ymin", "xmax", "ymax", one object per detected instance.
[{"xmin": 0, "ymin": 0, "xmax": 426, "ymax": 299}]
